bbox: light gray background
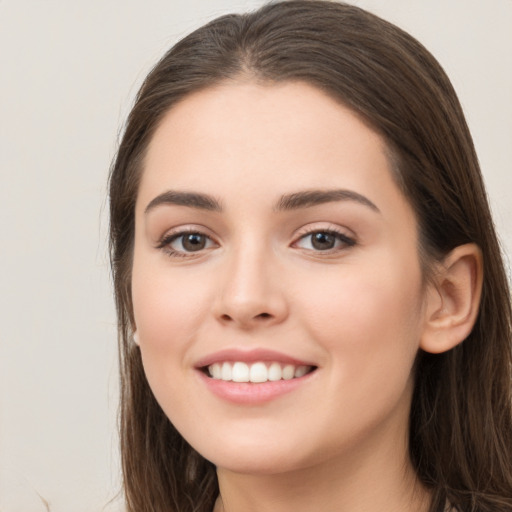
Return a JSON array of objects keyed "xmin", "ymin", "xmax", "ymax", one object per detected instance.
[{"xmin": 1, "ymin": 1, "xmax": 510, "ymax": 511}]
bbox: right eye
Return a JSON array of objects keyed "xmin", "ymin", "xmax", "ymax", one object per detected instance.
[{"xmin": 158, "ymin": 230, "xmax": 217, "ymax": 258}]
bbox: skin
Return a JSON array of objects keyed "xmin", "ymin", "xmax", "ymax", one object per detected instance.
[{"xmin": 131, "ymin": 81, "xmax": 435, "ymax": 511}]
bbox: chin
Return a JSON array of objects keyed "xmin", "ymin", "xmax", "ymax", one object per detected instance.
[
  {"xmin": 188, "ymin": 430, "xmax": 323, "ymax": 476},
  {"xmin": 210, "ymin": 451, "xmax": 308, "ymax": 476}
]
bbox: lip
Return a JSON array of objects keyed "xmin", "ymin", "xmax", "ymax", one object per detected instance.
[
  {"xmin": 194, "ymin": 348, "xmax": 315, "ymax": 368},
  {"xmin": 194, "ymin": 348, "xmax": 317, "ymax": 405},
  {"xmin": 196, "ymin": 369, "xmax": 316, "ymax": 404}
]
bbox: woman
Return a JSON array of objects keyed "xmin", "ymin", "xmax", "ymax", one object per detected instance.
[{"xmin": 108, "ymin": 1, "xmax": 512, "ymax": 511}]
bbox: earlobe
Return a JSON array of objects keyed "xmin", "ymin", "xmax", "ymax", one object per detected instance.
[{"xmin": 420, "ymin": 244, "xmax": 483, "ymax": 354}]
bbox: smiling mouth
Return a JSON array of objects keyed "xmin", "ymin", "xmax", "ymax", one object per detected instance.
[{"xmin": 204, "ymin": 361, "xmax": 317, "ymax": 383}]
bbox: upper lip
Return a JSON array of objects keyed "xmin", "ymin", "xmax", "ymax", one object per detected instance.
[{"xmin": 194, "ymin": 348, "xmax": 316, "ymax": 369}]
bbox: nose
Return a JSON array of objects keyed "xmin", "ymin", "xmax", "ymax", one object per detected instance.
[{"xmin": 212, "ymin": 244, "xmax": 289, "ymax": 329}]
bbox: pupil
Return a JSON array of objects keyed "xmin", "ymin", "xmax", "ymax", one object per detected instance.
[
  {"xmin": 312, "ymin": 232, "xmax": 335, "ymax": 250},
  {"xmin": 183, "ymin": 233, "xmax": 205, "ymax": 251}
]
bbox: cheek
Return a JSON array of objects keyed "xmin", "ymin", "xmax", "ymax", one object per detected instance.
[
  {"xmin": 131, "ymin": 261, "xmax": 211, "ymax": 365},
  {"xmin": 130, "ymin": 263, "xmax": 212, "ymax": 422},
  {"xmin": 288, "ymin": 263, "xmax": 424, "ymax": 452},
  {"xmin": 296, "ymin": 259, "xmax": 424, "ymax": 387}
]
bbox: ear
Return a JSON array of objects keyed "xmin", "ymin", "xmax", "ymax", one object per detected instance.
[
  {"xmin": 420, "ymin": 243, "xmax": 483, "ymax": 354},
  {"xmin": 132, "ymin": 330, "xmax": 140, "ymax": 346}
]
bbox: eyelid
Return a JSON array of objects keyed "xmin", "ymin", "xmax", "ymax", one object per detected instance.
[
  {"xmin": 293, "ymin": 222, "xmax": 355, "ymax": 240},
  {"xmin": 154, "ymin": 222, "xmax": 356, "ymax": 258},
  {"xmin": 155, "ymin": 223, "xmax": 214, "ymax": 243},
  {"xmin": 291, "ymin": 223, "xmax": 357, "ymax": 252},
  {"xmin": 156, "ymin": 225, "xmax": 219, "ymax": 257}
]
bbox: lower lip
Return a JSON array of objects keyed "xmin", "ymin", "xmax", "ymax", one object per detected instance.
[{"xmin": 197, "ymin": 371, "xmax": 314, "ymax": 404}]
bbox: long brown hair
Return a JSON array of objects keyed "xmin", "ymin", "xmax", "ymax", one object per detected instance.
[{"xmin": 108, "ymin": 2, "xmax": 512, "ymax": 511}]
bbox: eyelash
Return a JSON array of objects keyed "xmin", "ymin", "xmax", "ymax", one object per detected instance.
[
  {"xmin": 156, "ymin": 229, "xmax": 217, "ymax": 259},
  {"xmin": 293, "ymin": 227, "xmax": 356, "ymax": 253},
  {"xmin": 156, "ymin": 226, "xmax": 356, "ymax": 259}
]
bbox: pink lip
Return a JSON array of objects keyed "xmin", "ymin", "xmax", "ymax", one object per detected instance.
[
  {"xmin": 194, "ymin": 348, "xmax": 317, "ymax": 405},
  {"xmin": 194, "ymin": 348, "xmax": 315, "ymax": 368},
  {"xmin": 196, "ymin": 370, "xmax": 315, "ymax": 404}
]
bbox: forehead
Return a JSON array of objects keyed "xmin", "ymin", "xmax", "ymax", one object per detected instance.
[{"xmin": 138, "ymin": 80, "xmax": 407, "ymax": 219}]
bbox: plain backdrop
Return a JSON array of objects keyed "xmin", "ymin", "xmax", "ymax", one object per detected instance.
[{"xmin": 1, "ymin": 1, "xmax": 511, "ymax": 511}]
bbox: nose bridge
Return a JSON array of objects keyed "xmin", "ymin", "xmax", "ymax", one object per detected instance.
[{"xmin": 214, "ymin": 236, "xmax": 287, "ymax": 327}]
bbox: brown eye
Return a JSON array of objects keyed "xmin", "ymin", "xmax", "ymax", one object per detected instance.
[
  {"xmin": 311, "ymin": 232, "xmax": 336, "ymax": 250},
  {"xmin": 160, "ymin": 231, "xmax": 216, "ymax": 256},
  {"xmin": 181, "ymin": 233, "xmax": 207, "ymax": 252},
  {"xmin": 294, "ymin": 230, "xmax": 356, "ymax": 252}
]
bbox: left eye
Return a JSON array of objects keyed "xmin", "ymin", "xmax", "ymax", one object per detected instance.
[{"xmin": 295, "ymin": 231, "xmax": 355, "ymax": 251}]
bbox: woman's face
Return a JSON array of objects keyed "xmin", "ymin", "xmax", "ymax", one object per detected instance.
[{"xmin": 132, "ymin": 81, "xmax": 429, "ymax": 474}]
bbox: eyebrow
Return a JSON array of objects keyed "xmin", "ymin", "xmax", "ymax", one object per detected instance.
[
  {"xmin": 275, "ymin": 189, "xmax": 380, "ymax": 213},
  {"xmin": 144, "ymin": 188, "xmax": 380, "ymax": 214},
  {"xmin": 145, "ymin": 190, "xmax": 222, "ymax": 213}
]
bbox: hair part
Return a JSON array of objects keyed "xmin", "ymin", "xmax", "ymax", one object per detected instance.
[{"xmin": 109, "ymin": 2, "xmax": 512, "ymax": 511}]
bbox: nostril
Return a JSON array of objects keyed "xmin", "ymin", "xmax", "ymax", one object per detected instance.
[
  {"xmin": 220, "ymin": 312, "xmax": 271, "ymax": 322},
  {"xmin": 217, "ymin": 310, "xmax": 277, "ymax": 326}
]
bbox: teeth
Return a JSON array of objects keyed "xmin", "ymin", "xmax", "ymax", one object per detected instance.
[
  {"xmin": 268, "ymin": 362, "xmax": 282, "ymax": 381},
  {"xmin": 282, "ymin": 364, "xmax": 295, "ymax": 380},
  {"xmin": 208, "ymin": 361, "xmax": 312, "ymax": 383},
  {"xmin": 249, "ymin": 362, "xmax": 268, "ymax": 383},
  {"xmin": 211, "ymin": 363, "xmax": 222, "ymax": 379},
  {"xmin": 221, "ymin": 362, "xmax": 232, "ymax": 381},
  {"xmin": 294, "ymin": 365, "xmax": 308, "ymax": 378},
  {"xmin": 232, "ymin": 362, "xmax": 249, "ymax": 382}
]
